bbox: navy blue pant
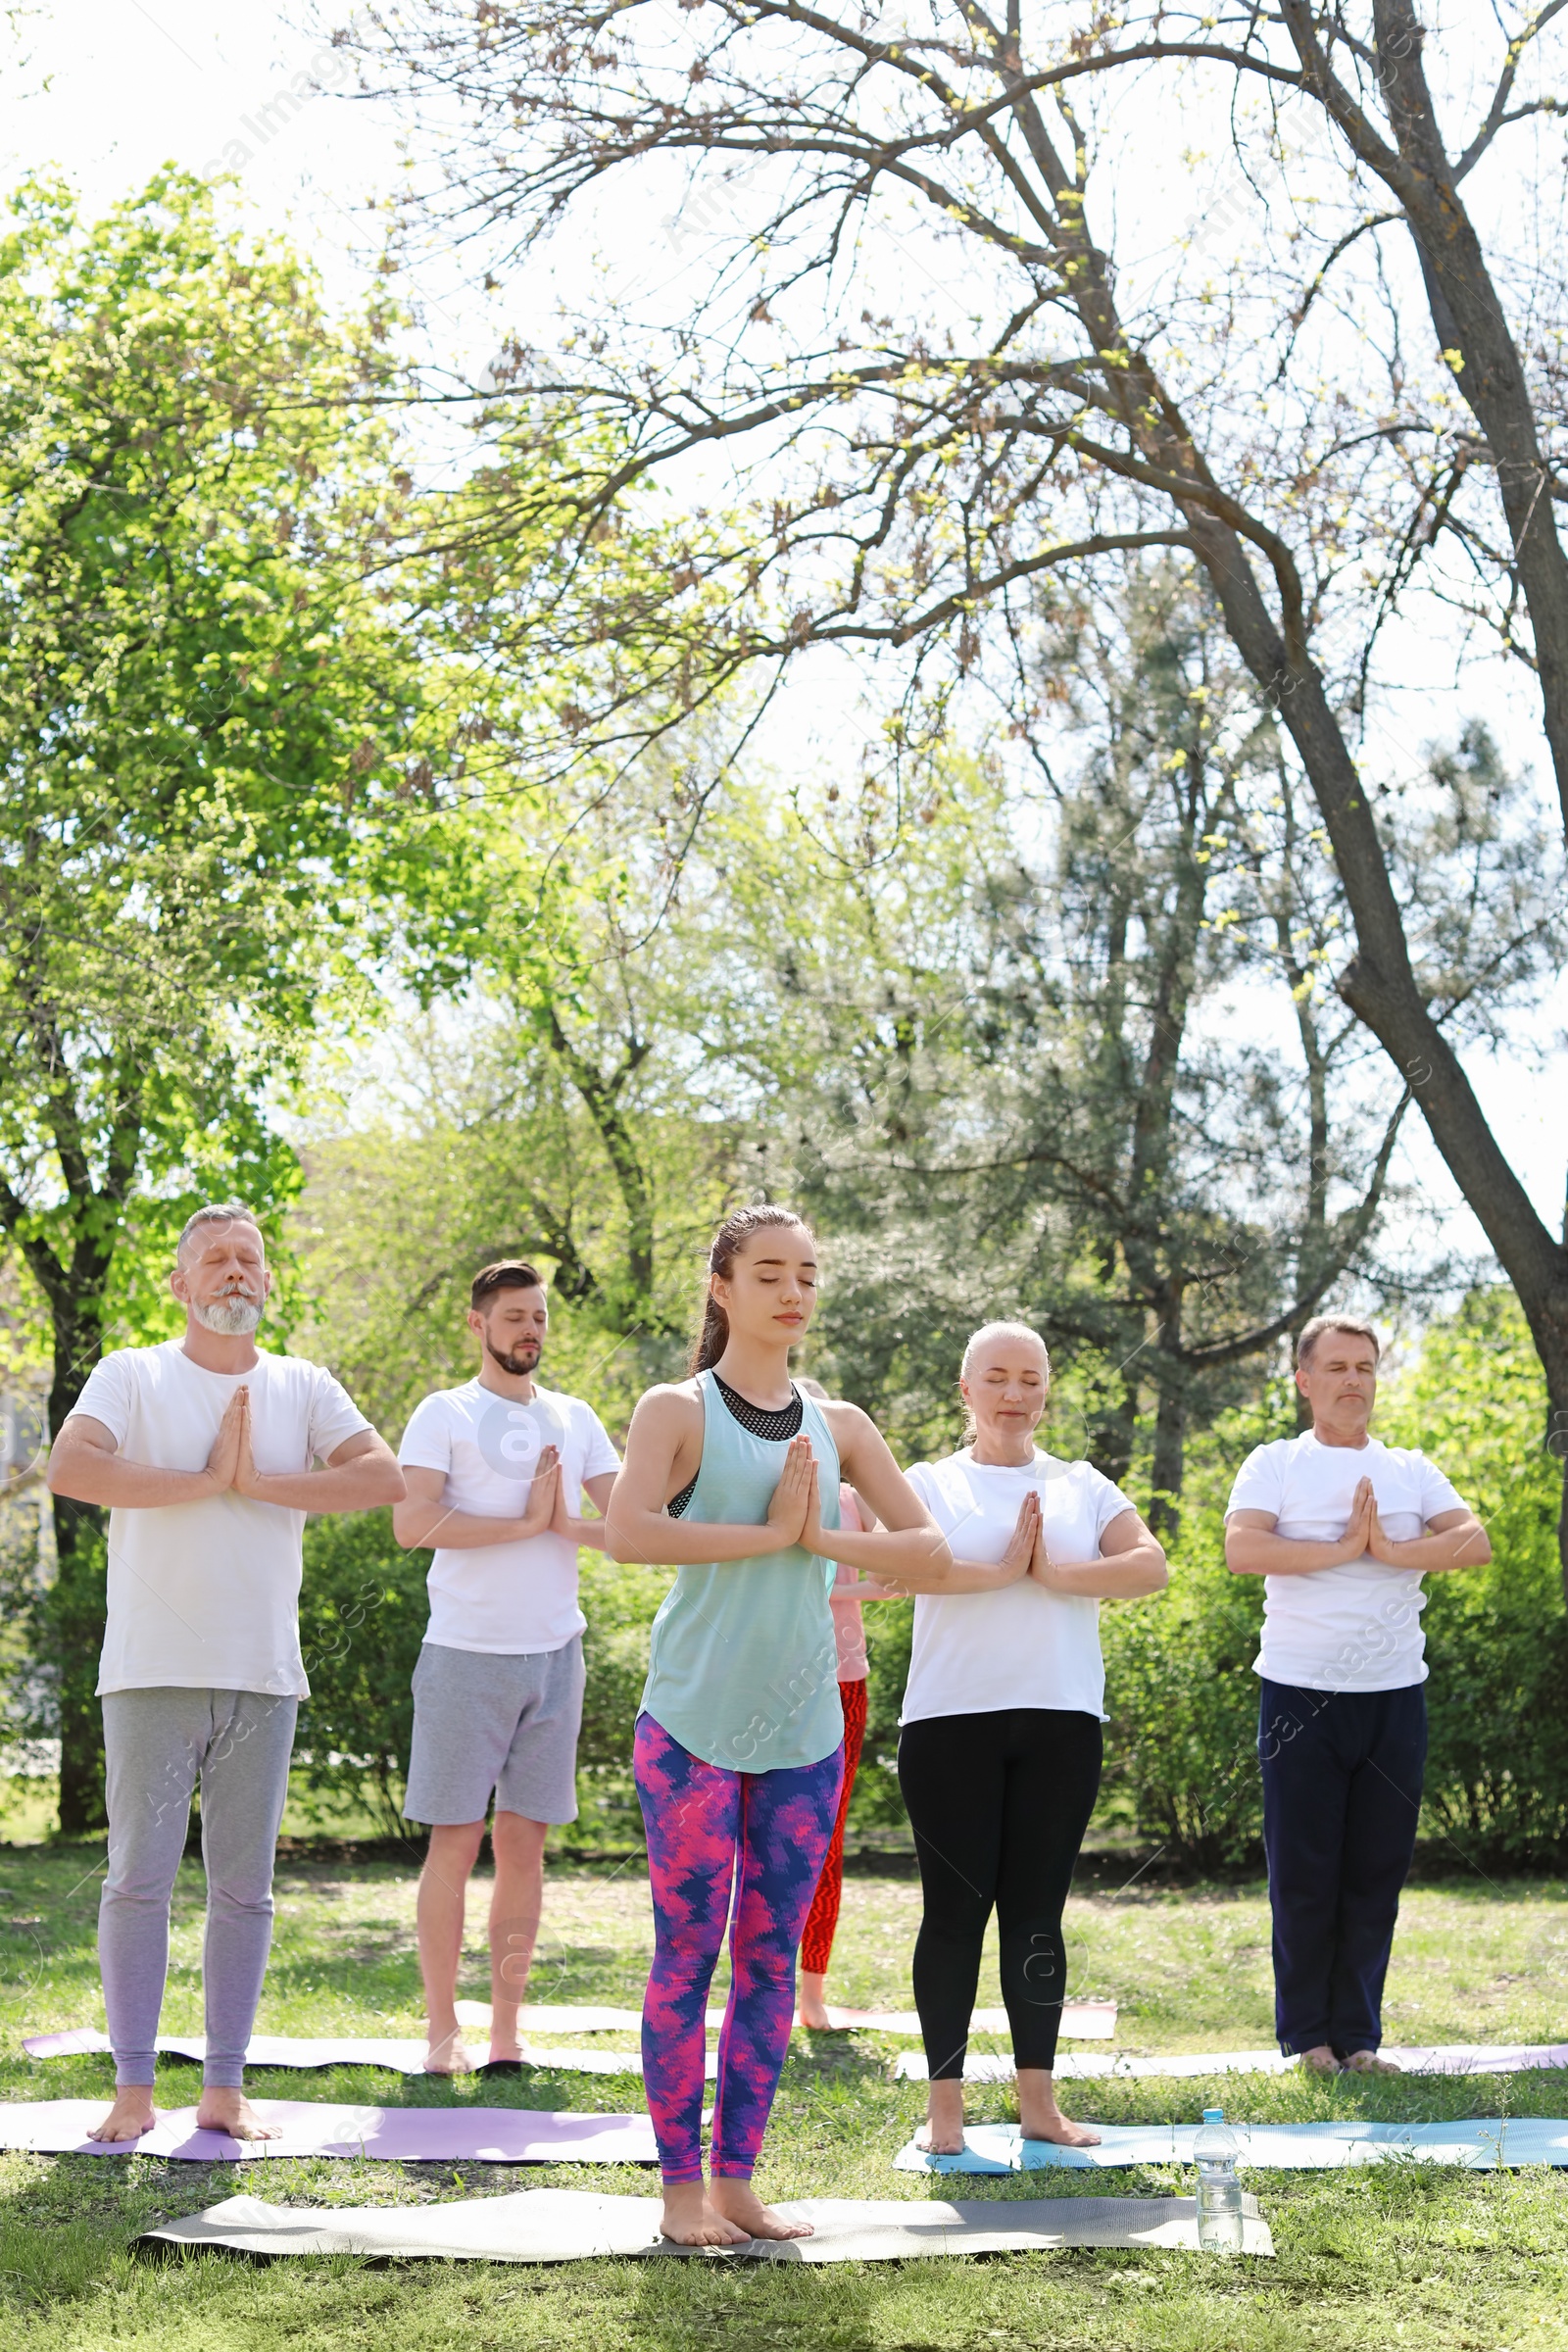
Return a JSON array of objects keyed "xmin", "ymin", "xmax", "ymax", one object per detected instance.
[{"xmin": 1258, "ymin": 1679, "xmax": 1427, "ymax": 2057}]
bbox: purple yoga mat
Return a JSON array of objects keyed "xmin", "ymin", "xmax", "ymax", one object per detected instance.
[
  {"xmin": 20, "ymin": 2028, "xmax": 700, "ymax": 2080},
  {"xmin": 0, "ymin": 2099, "xmax": 659, "ymax": 2163}
]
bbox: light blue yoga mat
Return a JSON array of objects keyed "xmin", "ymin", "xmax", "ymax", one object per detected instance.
[{"xmin": 895, "ymin": 2118, "xmax": 1568, "ymax": 2173}]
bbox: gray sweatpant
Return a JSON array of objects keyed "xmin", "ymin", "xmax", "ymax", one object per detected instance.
[{"xmin": 100, "ymin": 1688, "xmax": 297, "ymax": 2088}]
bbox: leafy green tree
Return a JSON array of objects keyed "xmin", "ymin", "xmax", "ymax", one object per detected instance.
[
  {"xmin": 0, "ymin": 172, "xmax": 492, "ymax": 1831},
  {"xmin": 289, "ymin": 733, "xmax": 802, "ymax": 1430}
]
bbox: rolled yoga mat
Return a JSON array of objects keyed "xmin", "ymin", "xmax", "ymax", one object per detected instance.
[
  {"xmin": 894, "ymin": 2117, "xmax": 1568, "ymax": 2173},
  {"xmin": 892, "ymin": 2042, "xmax": 1568, "ymax": 2083},
  {"xmin": 135, "ymin": 2184, "xmax": 1273, "ymax": 2262},
  {"xmin": 0, "ymin": 2100, "xmax": 658, "ymax": 2163}
]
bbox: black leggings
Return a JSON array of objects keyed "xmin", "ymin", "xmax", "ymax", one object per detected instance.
[{"xmin": 898, "ymin": 1707, "xmax": 1102, "ymax": 2078}]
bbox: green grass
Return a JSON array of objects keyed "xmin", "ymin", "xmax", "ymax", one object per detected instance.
[{"xmin": 3, "ymin": 1843, "xmax": 1568, "ymax": 2347}]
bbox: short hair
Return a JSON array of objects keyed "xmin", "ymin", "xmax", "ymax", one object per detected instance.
[
  {"xmin": 176, "ymin": 1202, "xmax": 263, "ymax": 1260},
  {"xmin": 960, "ymin": 1320, "xmax": 1051, "ymax": 1380},
  {"xmin": 470, "ymin": 1259, "xmax": 546, "ymax": 1311},
  {"xmin": 1297, "ymin": 1315, "xmax": 1381, "ymax": 1367}
]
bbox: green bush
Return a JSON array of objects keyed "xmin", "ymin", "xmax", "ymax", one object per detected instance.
[
  {"xmin": 1100, "ymin": 1530, "xmax": 1266, "ymax": 1871},
  {"xmin": 850, "ymin": 1592, "xmax": 914, "ymax": 1837},
  {"xmin": 292, "ymin": 1519, "xmax": 675, "ymax": 1844},
  {"xmin": 572, "ymin": 1553, "xmax": 671, "ymax": 1844},
  {"xmin": 1384, "ymin": 1292, "xmax": 1568, "ymax": 1863},
  {"xmin": 294, "ymin": 1509, "xmax": 429, "ymax": 1835}
]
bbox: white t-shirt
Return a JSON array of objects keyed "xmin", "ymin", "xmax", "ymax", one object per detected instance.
[
  {"xmin": 397, "ymin": 1379, "xmax": 620, "ymax": 1655},
  {"xmin": 901, "ymin": 1450, "xmax": 1138, "ymax": 1725},
  {"xmin": 1225, "ymin": 1431, "xmax": 1465, "ymax": 1691},
  {"xmin": 74, "ymin": 1341, "xmax": 371, "ymax": 1699}
]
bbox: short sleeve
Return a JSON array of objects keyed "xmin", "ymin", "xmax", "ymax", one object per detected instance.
[
  {"xmin": 70, "ymin": 1351, "xmax": 134, "ymax": 1447},
  {"xmin": 397, "ymin": 1393, "xmax": 453, "ymax": 1474},
  {"xmin": 904, "ymin": 1462, "xmax": 934, "ymax": 1506},
  {"xmin": 309, "ymin": 1369, "xmax": 373, "ymax": 1462},
  {"xmin": 1414, "ymin": 1451, "xmax": 1465, "ymax": 1524},
  {"xmin": 1227, "ymin": 1444, "xmax": 1283, "ymax": 1520},
  {"xmin": 1087, "ymin": 1467, "xmax": 1138, "ymax": 1541},
  {"xmin": 577, "ymin": 1406, "xmax": 620, "ymax": 1483}
]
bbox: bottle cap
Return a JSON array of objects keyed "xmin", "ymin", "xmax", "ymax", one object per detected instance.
[{"xmin": 1201, "ymin": 2108, "xmax": 1223, "ymax": 2122}]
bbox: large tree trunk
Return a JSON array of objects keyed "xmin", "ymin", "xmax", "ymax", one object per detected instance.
[
  {"xmin": 544, "ymin": 1007, "xmax": 661, "ymax": 1325},
  {"xmin": 1188, "ymin": 521, "xmax": 1568, "ymax": 1599},
  {"xmin": 1087, "ymin": 1362, "xmax": 1141, "ymax": 1490},
  {"xmin": 1033, "ymin": 151, "xmax": 1568, "ymax": 1596},
  {"xmin": 44, "ymin": 1299, "xmax": 109, "ymax": 1837},
  {"xmin": 1285, "ymin": 0, "xmax": 1568, "ymax": 839},
  {"xmin": 47, "ymin": 1493, "xmax": 107, "ymax": 1837},
  {"xmin": 1149, "ymin": 1372, "xmax": 1186, "ymax": 1544}
]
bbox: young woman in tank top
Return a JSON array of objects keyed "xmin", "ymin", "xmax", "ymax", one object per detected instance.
[{"xmin": 606, "ymin": 1206, "xmax": 1031, "ymax": 2246}]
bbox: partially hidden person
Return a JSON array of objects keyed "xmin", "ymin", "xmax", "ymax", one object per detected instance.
[
  {"xmin": 605, "ymin": 1203, "xmax": 976, "ymax": 2246},
  {"xmin": 791, "ymin": 1375, "xmax": 892, "ymax": 2033},
  {"xmin": 394, "ymin": 1259, "xmax": 620, "ymax": 2073},
  {"xmin": 1225, "ymin": 1315, "xmax": 1490, "ymax": 2077},
  {"xmin": 46, "ymin": 1202, "xmax": 404, "ymax": 2143},
  {"xmin": 899, "ymin": 1321, "xmax": 1168, "ymax": 2155}
]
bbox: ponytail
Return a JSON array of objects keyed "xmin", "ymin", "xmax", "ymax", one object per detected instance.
[
  {"xmin": 692, "ymin": 1294, "xmax": 730, "ymax": 1374},
  {"xmin": 688, "ymin": 1202, "xmax": 814, "ymax": 1375}
]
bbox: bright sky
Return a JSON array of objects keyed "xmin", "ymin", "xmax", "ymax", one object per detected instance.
[
  {"xmin": 5, "ymin": 6, "xmax": 396, "ymax": 288},
  {"xmin": 6, "ymin": 1, "xmax": 1563, "ymax": 1286}
]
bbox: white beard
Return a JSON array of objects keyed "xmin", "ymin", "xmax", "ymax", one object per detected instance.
[{"xmin": 191, "ymin": 1295, "xmax": 264, "ymax": 1336}]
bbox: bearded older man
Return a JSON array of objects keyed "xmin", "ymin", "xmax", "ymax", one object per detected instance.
[{"xmin": 46, "ymin": 1202, "xmax": 403, "ymax": 2143}]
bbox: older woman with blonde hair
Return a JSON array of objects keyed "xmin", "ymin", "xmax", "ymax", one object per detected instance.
[{"xmin": 899, "ymin": 1321, "xmax": 1169, "ymax": 2153}]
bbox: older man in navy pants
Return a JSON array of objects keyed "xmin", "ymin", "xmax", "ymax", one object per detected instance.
[{"xmin": 1225, "ymin": 1318, "xmax": 1490, "ymax": 2077}]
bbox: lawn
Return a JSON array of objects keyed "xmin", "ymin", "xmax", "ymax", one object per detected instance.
[{"xmin": 2, "ymin": 1838, "xmax": 1567, "ymax": 2349}]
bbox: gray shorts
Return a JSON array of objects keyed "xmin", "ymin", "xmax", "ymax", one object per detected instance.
[{"xmin": 404, "ymin": 1638, "xmax": 584, "ymax": 1827}]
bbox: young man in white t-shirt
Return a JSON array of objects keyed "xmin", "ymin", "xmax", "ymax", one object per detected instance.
[
  {"xmin": 1225, "ymin": 1316, "xmax": 1490, "ymax": 2076},
  {"xmin": 46, "ymin": 1203, "xmax": 404, "ymax": 2145},
  {"xmin": 394, "ymin": 1260, "xmax": 620, "ymax": 2072}
]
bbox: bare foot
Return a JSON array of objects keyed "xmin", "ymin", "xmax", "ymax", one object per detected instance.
[
  {"xmin": 1344, "ymin": 2048, "xmax": 1399, "ymax": 2076},
  {"xmin": 1016, "ymin": 2069, "xmax": 1101, "ymax": 2147},
  {"xmin": 195, "ymin": 2087, "xmax": 281, "ymax": 2141},
  {"xmin": 1299, "ymin": 2044, "xmax": 1343, "ymax": 2076},
  {"xmin": 423, "ymin": 2025, "xmax": 474, "ymax": 2076},
  {"xmin": 487, "ymin": 2041, "xmax": 526, "ymax": 2065},
  {"xmin": 915, "ymin": 2078, "xmax": 966, "ymax": 2156},
  {"xmin": 88, "ymin": 2086, "xmax": 157, "ymax": 2143},
  {"xmin": 709, "ymin": 2177, "xmax": 813, "ymax": 2240},
  {"xmin": 795, "ymin": 1971, "xmax": 836, "ymax": 2032},
  {"xmin": 659, "ymin": 2180, "xmax": 750, "ymax": 2246}
]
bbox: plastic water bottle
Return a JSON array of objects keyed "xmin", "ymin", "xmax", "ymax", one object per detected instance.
[{"xmin": 1194, "ymin": 2107, "xmax": 1245, "ymax": 2254}]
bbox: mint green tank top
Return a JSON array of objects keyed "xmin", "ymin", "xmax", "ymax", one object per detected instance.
[{"xmin": 639, "ymin": 1371, "xmax": 843, "ymax": 1772}]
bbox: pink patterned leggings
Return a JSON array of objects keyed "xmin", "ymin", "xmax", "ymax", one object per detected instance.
[{"xmin": 634, "ymin": 1711, "xmax": 843, "ymax": 2182}]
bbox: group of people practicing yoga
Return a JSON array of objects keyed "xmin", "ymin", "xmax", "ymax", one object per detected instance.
[{"xmin": 46, "ymin": 1199, "xmax": 1491, "ymax": 2244}]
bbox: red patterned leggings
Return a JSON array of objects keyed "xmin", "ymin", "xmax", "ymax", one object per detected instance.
[{"xmin": 800, "ymin": 1677, "xmax": 868, "ymax": 1975}]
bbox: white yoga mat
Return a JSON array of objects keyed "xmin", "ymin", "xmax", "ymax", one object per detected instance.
[
  {"xmin": 894, "ymin": 2118, "xmax": 1568, "ymax": 2173},
  {"xmin": 0, "ymin": 2099, "xmax": 658, "ymax": 2163},
  {"xmin": 456, "ymin": 1999, "xmax": 1118, "ymax": 2038},
  {"xmin": 893, "ymin": 2042, "xmax": 1568, "ymax": 2082},
  {"xmin": 21, "ymin": 2028, "xmax": 712, "ymax": 2082},
  {"xmin": 135, "ymin": 2184, "xmax": 1272, "ymax": 2261}
]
